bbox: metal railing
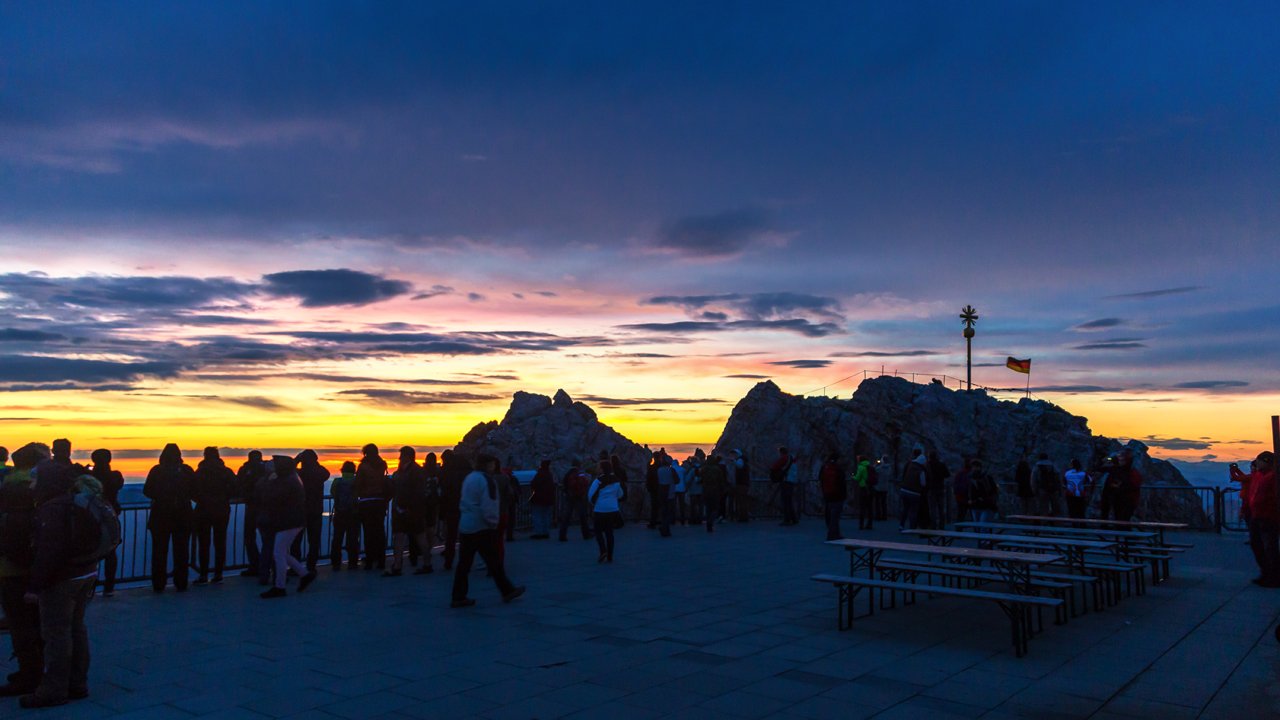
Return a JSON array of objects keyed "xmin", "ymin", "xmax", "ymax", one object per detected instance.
[{"xmin": 104, "ymin": 478, "xmax": 1239, "ymax": 583}]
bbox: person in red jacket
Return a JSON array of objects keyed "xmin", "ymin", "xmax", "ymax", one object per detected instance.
[
  {"xmin": 1110, "ymin": 449, "xmax": 1143, "ymax": 522},
  {"xmin": 1239, "ymin": 452, "xmax": 1278, "ymax": 587}
]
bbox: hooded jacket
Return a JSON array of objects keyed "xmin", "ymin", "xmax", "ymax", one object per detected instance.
[
  {"xmin": 355, "ymin": 454, "xmax": 391, "ymax": 502},
  {"xmin": 296, "ymin": 450, "xmax": 331, "ymax": 514},
  {"xmin": 193, "ymin": 457, "xmax": 235, "ymax": 511},
  {"xmin": 144, "ymin": 460, "xmax": 195, "ymax": 527},
  {"xmin": 261, "ymin": 457, "xmax": 306, "ymax": 532},
  {"xmin": 900, "ymin": 455, "xmax": 927, "ymax": 495}
]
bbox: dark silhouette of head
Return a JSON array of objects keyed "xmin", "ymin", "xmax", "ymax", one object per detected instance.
[
  {"xmin": 91, "ymin": 448, "xmax": 112, "ymax": 468},
  {"xmin": 159, "ymin": 443, "xmax": 182, "ymax": 466},
  {"xmin": 476, "ymin": 453, "xmax": 498, "ymax": 473},
  {"xmin": 363, "ymin": 443, "xmax": 379, "ymax": 458},
  {"xmin": 399, "ymin": 446, "xmax": 416, "ymax": 466},
  {"xmin": 204, "ymin": 446, "xmax": 220, "ymax": 462},
  {"xmin": 296, "ymin": 449, "xmax": 318, "ymax": 465},
  {"xmin": 272, "ymin": 455, "xmax": 296, "ymax": 476},
  {"xmin": 0, "ymin": 447, "xmax": 8, "ymax": 464},
  {"xmin": 340, "ymin": 460, "xmax": 356, "ymax": 474},
  {"xmin": 12, "ymin": 443, "xmax": 50, "ymax": 471},
  {"xmin": 248, "ymin": 450, "xmax": 263, "ymax": 462},
  {"xmin": 1071, "ymin": 459, "xmax": 1082, "ymax": 471},
  {"xmin": 51, "ymin": 438, "xmax": 71, "ymax": 461}
]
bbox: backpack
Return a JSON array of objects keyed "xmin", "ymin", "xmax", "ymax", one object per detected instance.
[
  {"xmin": 69, "ymin": 491, "xmax": 122, "ymax": 565},
  {"xmin": 332, "ymin": 477, "xmax": 358, "ymax": 513},
  {"xmin": 568, "ymin": 470, "xmax": 590, "ymax": 498}
]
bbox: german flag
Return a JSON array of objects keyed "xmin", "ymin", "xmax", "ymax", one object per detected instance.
[{"xmin": 1006, "ymin": 357, "xmax": 1031, "ymax": 374}]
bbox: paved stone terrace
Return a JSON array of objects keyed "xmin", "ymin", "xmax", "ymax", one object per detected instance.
[{"xmin": 2, "ymin": 520, "xmax": 1276, "ymax": 719}]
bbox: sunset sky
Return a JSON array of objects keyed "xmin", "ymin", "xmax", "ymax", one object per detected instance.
[{"xmin": 1, "ymin": 3, "xmax": 1277, "ymax": 476}]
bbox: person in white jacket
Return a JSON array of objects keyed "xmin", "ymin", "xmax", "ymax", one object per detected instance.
[{"xmin": 449, "ymin": 454, "xmax": 525, "ymax": 608}]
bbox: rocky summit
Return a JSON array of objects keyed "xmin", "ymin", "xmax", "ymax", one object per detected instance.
[
  {"xmin": 713, "ymin": 377, "xmax": 1207, "ymax": 522},
  {"xmin": 454, "ymin": 389, "xmax": 651, "ymax": 477}
]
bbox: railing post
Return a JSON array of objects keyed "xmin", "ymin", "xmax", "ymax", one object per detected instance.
[{"xmin": 1213, "ymin": 487, "xmax": 1224, "ymax": 534}]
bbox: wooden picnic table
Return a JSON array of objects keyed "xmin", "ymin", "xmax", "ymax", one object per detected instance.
[
  {"xmin": 1007, "ymin": 515, "xmax": 1188, "ymax": 548},
  {"xmin": 825, "ymin": 538, "xmax": 1062, "ymax": 596},
  {"xmin": 902, "ymin": 529, "xmax": 1117, "ymax": 576},
  {"xmin": 956, "ymin": 521, "xmax": 1158, "ymax": 543}
]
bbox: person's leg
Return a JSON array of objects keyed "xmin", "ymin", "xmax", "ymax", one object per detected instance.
[
  {"xmin": 705, "ymin": 496, "xmax": 716, "ymax": 532},
  {"xmin": 172, "ymin": 527, "xmax": 190, "ymax": 590},
  {"xmin": 358, "ymin": 505, "xmax": 377, "ymax": 568},
  {"xmin": 577, "ymin": 498, "xmax": 593, "ymax": 539},
  {"xmin": 258, "ymin": 526, "xmax": 275, "ymax": 582},
  {"xmin": 414, "ymin": 531, "xmax": 432, "ymax": 571},
  {"xmin": 68, "ymin": 578, "xmax": 92, "ymax": 697},
  {"xmin": 0, "ymin": 576, "xmax": 43, "ymax": 692},
  {"xmin": 193, "ymin": 510, "xmax": 210, "ymax": 580},
  {"xmin": 451, "ymin": 532, "xmax": 478, "ymax": 602},
  {"xmin": 1261, "ymin": 520, "xmax": 1280, "ymax": 583},
  {"xmin": 101, "ymin": 549, "xmax": 117, "ymax": 595},
  {"xmin": 330, "ymin": 514, "xmax": 343, "ymax": 567},
  {"xmin": 306, "ymin": 512, "xmax": 322, "ymax": 571},
  {"xmin": 647, "ymin": 487, "xmax": 660, "ymax": 528},
  {"xmin": 444, "ymin": 513, "xmax": 459, "ymax": 567},
  {"xmin": 390, "ymin": 532, "xmax": 406, "ymax": 572},
  {"xmin": 595, "ymin": 521, "xmax": 608, "ymax": 559},
  {"xmin": 242, "ymin": 505, "xmax": 260, "ymax": 572},
  {"xmin": 150, "ymin": 525, "xmax": 170, "ymax": 592},
  {"xmin": 604, "ymin": 522, "xmax": 616, "ymax": 559},
  {"xmin": 212, "ymin": 512, "xmax": 228, "ymax": 580},
  {"xmin": 273, "ymin": 528, "xmax": 306, "ymax": 588},
  {"xmin": 290, "ymin": 523, "xmax": 304, "ymax": 562},
  {"xmin": 474, "ymin": 530, "xmax": 516, "ymax": 596},
  {"xmin": 1249, "ymin": 520, "xmax": 1267, "ymax": 579},
  {"xmin": 32, "ymin": 579, "xmax": 77, "ymax": 703}
]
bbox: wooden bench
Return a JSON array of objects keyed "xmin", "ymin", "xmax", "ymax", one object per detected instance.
[
  {"xmin": 877, "ymin": 559, "xmax": 1077, "ymax": 622},
  {"xmin": 997, "ymin": 542, "xmax": 1146, "ymax": 603},
  {"xmin": 876, "ymin": 560, "xmax": 1073, "ymax": 625},
  {"xmin": 812, "ymin": 573, "xmax": 1062, "ymax": 657}
]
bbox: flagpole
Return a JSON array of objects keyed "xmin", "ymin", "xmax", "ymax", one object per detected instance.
[{"xmin": 1025, "ymin": 368, "xmax": 1030, "ymax": 399}]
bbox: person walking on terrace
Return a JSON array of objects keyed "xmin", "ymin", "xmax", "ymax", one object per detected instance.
[
  {"xmin": 590, "ymin": 462, "xmax": 626, "ymax": 562},
  {"xmin": 259, "ymin": 456, "xmax": 316, "ymax": 599},
  {"xmin": 1063, "ymin": 459, "xmax": 1092, "ymax": 521},
  {"xmin": 234, "ymin": 450, "xmax": 269, "ymax": 578},
  {"xmin": 1033, "ymin": 453, "xmax": 1063, "ymax": 518},
  {"xmin": 701, "ymin": 454, "xmax": 729, "ymax": 533},
  {"xmin": 898, "ymin": 449, "xmax": 926, "ymax": 531},
  {"xmin": 450, "ymin": 454, "xmax": 525, "ymax": 608}
]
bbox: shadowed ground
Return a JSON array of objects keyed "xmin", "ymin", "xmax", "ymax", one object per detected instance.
[{"xmin": 2, "ymin": 520, "xmax": 1275, "ymax": 719}]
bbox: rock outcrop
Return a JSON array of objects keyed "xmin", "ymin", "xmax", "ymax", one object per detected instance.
[
  {"xmin": 714, "ymin": 377, "xmax": 1208, "ymax": 525},
  {"xmin": 454, "ymin": 389, "xmax": 651, "ymax": 481}
]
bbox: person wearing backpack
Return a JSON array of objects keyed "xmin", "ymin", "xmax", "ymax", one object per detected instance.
[
  {"xmin": 18, "ymin": 468, "xmax": 104, "ymax": 708},
  {"xmin": 450, "ymin": 454, "xmax": 524, "ymax": 608},
  {"xmin": 967, "ymin": 460, "xmax": 1000, "ymax": 523},
  {"xmin": 700, "ymin": 455, "xmax": 728, "ymax": 533},
  {"xmin": 88, "ymin": 449, "xmax": 123, "ymax": 597},
  {"xmin": 898, "ymin": 449, "xmax": 926, "ymax": 530},
  {"xmin": 528, "ymin": 460, "xmax": 556, "ymax": 539},
  {"xmin": 656, "ymin": 453, "xmax": 679, "ymax": 537},
  {"xmin": 0, "ymin": 443, "xmax": 50, "ymax": 698},
  {"xmin": 770, "ymin": 447, "xmax": 799, "ymax": 526},
  {"xmin": 558, "ymin": 460, "xmax": 593, "ymax": 542},
  {"xmin": 1033, "ymin": 453, "xmax": 1063, "ymax": 517},
  {"xmin": 192, "ymin": 447, "xmax": 235, "ymax": 586},
  {"xmin": 589, "ymin": 463, "xmax": 626, "ymax": 562},
  {"xmin": 819, "ymin": 453, "xmax": 846, "ymax": 541},
  {"xmin": 329, "ymin": 461, "xmax": 360, "ymax": 570},
  {"xmin": 143, "ymin": 444, "xmax": 195, "ymax": 593},
  {"xmin": 852, "ymin": 456, "xmax": 875, "ymax": 530}
]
